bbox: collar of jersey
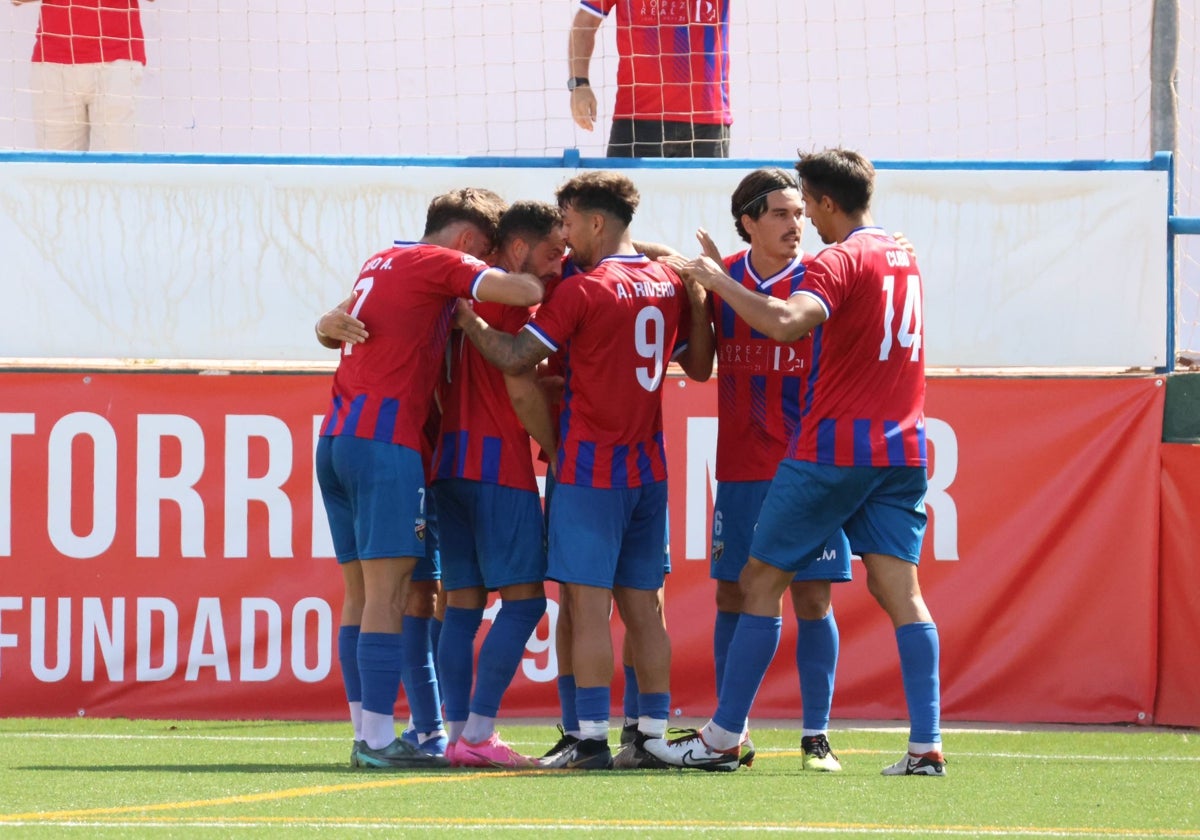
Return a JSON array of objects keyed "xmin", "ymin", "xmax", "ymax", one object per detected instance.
[
  {"xmin": 745, "ymin": 250, "xmax": 806, "ymax": 292},
  {"xmin": 392, "ymin": 239, "xmax": 421, "ymax": 247},
  {"xmin": 595, "ymin": 253, "xmax": 651, "ymax": 266},
  {"xmin": 846, "ymin": 226, "xmax": 887, "ymax": 239}
]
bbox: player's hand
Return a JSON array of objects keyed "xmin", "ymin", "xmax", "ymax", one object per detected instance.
[
  {"xmin": 571, "ymin": 87, "xmax": 597, "ymax": 131},
  {"xmin": 316, "ymin": 295, "xmax": 367, "ymax": 346},
  {"xmin": 453, "ymin": 297, "xmax": 482, "ymax": 330},
  {"xmin": 668, "ymin": 255, "xmax": 729, "ymax": 292},
  {"xmin": 696, "ymin": 228, "xmax": 724, "ymax": 265},
  {"xmin": 893, "ymin": 231, "xmax": 917, "ymax": 258}
]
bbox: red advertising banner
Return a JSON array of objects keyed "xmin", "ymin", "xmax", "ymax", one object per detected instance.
[
  {"xmin": 1155, "ymin": 443, "xmax": 1200, "ymax": 728},
  {"xmin": 0, "ymin": 371, "xmax": 1166, "ymax": 724}
]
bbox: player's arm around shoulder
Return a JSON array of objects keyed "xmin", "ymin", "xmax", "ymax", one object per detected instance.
[
  {"xmin": 315, "ymin": 294, "xmax": 368, "ymax": 350},
  {"xmin": 475, "ymin": 268, "xmax": 544, "ymax": 308},
  {"xmin": 455, "ymin": 300, "xmax": 552, "ymax": 376}
]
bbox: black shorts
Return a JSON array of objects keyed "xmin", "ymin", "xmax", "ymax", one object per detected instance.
[{"xmin": 606, "ymin": 119, "xmax": 731, "ymax": 158}]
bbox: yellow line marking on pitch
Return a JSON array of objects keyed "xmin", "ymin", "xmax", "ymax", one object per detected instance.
[{"xmin": 0, "ymin": 770, "xmax": 525, "ymax": 822}]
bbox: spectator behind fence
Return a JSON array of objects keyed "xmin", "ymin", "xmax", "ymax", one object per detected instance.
[
  {"xmin": 568, "ymin": 0, "xmax": 731, "ymax": 158},
  {"xmin": 14, "ymin": 0, "xmax": 153, "ymax": 151}
]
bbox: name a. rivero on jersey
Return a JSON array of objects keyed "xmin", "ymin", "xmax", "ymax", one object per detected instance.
[{"xmin": 615, "ymin": 279, "xmax": 677, "ymax": 299}]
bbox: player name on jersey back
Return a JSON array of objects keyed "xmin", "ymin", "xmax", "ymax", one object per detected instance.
[{"xmin": 615, "ymin": 279, "xmax": 676, "ymax": 299}]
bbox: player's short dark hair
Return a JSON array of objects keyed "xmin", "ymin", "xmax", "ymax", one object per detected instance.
[
  {"xmin": 424, "ymin": 187, "xmax": 508, "ymax": 246},
  {"xmin": 555, "ymin": 170, "xmax": 640, "ymax": 227},
  {"xmin": 794, "ymin": 149, "xmax": 874, "ymax": 215},
  {"xmin": 731, "ymin": 167, "xmax": 799, "ymax": 243},
  {"xmin": 498, "ymin": 200, "xmax": 562, "ymax": 248}
]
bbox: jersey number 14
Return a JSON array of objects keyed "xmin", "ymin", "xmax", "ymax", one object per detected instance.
[{"xmin": 879, "ymin": 275, "xmax": 922, "ymax": 362}]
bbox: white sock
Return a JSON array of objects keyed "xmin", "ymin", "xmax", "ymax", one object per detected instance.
[
  {"xmin": 579, "ymin": 719, "xmax": 609, "ymax": 741},
  {"xmin": 909, "ymin": 741, "xmax": 940, "ymax": 755},
  {"xmin": 361, "ymin": 710, "xmax": 395, "ymax": 750},
  {"xmin": 700, "ymin": 720, "xmax": 741, "ymax": 751},
  {"xmin": 348, "ymin": 702, "xmax": 363, "ymax": 742},
  {"xmin": 446, "ymin": 720, "xmax": 466, "ymax": 743},
  {"xmin": 461, "ymin": 714, "xmax": 495, "ymax": 744},
  {"xmin": 802, "ymin": 729, "xmax": 827, "ymax": 738},
  {"xmin": 638, "ymin": 716, "xmax": 666, "ymax": 738}
]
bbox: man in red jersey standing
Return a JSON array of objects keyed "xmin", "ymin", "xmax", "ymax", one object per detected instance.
[
  {"xmin": 661, "ymin": 167, "xmax": 855, "ymax": 773},
  {"xmin": 315, "ymin": 188, "xmax": 543, "ymax": 770},
  {"xmin": 647, "ymin": 148, "xmax": 945, "ymax": 776},
  {"xmin": 568, "ymin": 0, "xmax": 731, "ymax": 158},
  {"xmin": 455, "ymin": 171, "xmax": 711, "ymax": 769},
  {"xmin": 15, "ymin": 0, "xmax": 154, "ymax": 151}
]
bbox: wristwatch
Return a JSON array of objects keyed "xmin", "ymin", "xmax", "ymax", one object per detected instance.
[{"xmin": 567, "ymin": 77, "xmax": 590, "ymax": 91}]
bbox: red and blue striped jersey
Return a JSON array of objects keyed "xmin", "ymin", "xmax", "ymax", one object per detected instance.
[
  {"xmin": 319, "ymin": 242, "xmax": 491, "ymax": 454},
  {"xmin": 712, "ymin": 250, "xmax": 813, "ymax": 481},
  {"xmin": 582, "ymin": 0, "xmax": 731, "ymax": 126},
  {"xmin": 785, "ymin": 228, "xmax": 927, "ymax": 468},
  {"xmin": 433, "ymin": 300, "xmax": 539, "ymax": 491},
  {"xmin": 525, "ymin": 254, "xmax": 691, "ymax": 488}
]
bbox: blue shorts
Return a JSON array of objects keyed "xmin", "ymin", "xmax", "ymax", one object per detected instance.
[
  {"xmin": 711, "ymin": 480, "xmax": 852, "ymax": 583},
  {"xmin": 432, "ymin": 478, "xmax": 546, "ymax": 591},
  {"xmin": 315, "ymin": 435, "xmax": 438, "ymax": 576},
  {"xmin": 547, "ymin": 480, "xmax": 668, "ymax": 591},
  {"xmin": 545, "ymin": 470, "xmax": 669, "ymax": 574},
  {"xmin": 751, "ymin": 461, "xmax": 928, "ymax": 572},
  {"xmin": 415, "ymin": 489, "xmax": 440, "ymax": 582}
]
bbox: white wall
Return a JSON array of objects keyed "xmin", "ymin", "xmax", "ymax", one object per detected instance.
[{"xmin": 0, "ymin": 160, "xmax": 1168, "ymax": 368}]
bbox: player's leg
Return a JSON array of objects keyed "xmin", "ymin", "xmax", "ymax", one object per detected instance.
[
  {"xmin": 432, "ymin": 478, "xmax": 486, "ymax": 753},
  {"xmin": 456, "ymin": 485, "xmax": 547, "ymax": 767},
  {"xmin": 455, "ymin": 581, "xmax": 544, "ymax": 767},
  {"xmin": 337, "ymin": 437, "xmax": 448, "ymax": 769},
  {"xmin": 538, "ymin": 483, "xmax": 623, "ymax": 769},
  {"xmin": 400, "ymin": 578, "xmax": 446, "ymax": 757},
  {"xmin": 646, "ymin": 460, "xmax": 847, "ymax": 770},
  {"xmin": 853, "ymin": 466, "xmax": 944, "ymax": 776},
  {"xmin": 544, "ymin": 582, "xmax": 581, "ymax": 757},
  {"xmin": 539, "ymin": 468, "xmax": 579, "ymax": 756},
  {"xmin": 610, "ymin": 481, "xmax": 674, "ymax": 768},
  {"xmin": 316, "ymin": 435, "xmax": 365, "ymax": 761},
  {"xmin": 710, "ymin": 481, "xmax": 768, "ymax": 699},
  {"xmin": 790, "ymin": 528, "xmax": 852, "ymax": 772},
  {"xmin": 358, "ymin": 555, "xmax": 416, "ymax": 754}
]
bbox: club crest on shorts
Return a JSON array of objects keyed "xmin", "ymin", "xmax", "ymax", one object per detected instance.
[
  {"xmin": 711, "ymin": 540, "xmax": 724, "ymax": 562},
  {"xmin": 414, "ymin": 517, "xmax": 426, "ymax": 542}
]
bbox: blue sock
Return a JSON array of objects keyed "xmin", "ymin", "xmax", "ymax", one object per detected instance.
[
  {"xmin": 438, "ymin": 606, "xmax": 483, "ymax": 723},
  {"xmin": 896, "ymin": 622, "xmax": 942, "ymax": 744},
  {"xmin": 576, "ymin": 685, "xmax": 611, "ymax": 733},
  {"xmin": 713, "ymin": 610, "xmax": 739, "ymax": 701},
  {"xmin": 638, "ymin": 691, "xmax": 670, "ymax": 734},
  {"xmin": 470, "ymin": 597, "xmax": 546, "ymax": 717},
  {"xmin": 401, "ymin": 615, "xmax": 442, "ymax": 733},
  {"xmin": 622, "ymin": 664, "xmax": 639, "ymax": 720},
  {"xmin": 357, "ymin": 631, "xmax": 404, "ymax": 715},
  {"xmin": 712, "ymin": 614, "xmax": 782, "ymax": 735},
  {"xmin": 557, "ymin": 674, "xmax": 579, "ymax": 732},
  {"xmin": 337, "ymin": 625, "xmax": 361, "ymax": 703},
  {"xmin": 430, "ymin": 616, "xmax": 444, "ymax": 685},
  {"xmin": 796, "ymin": 611, "xmax": 839, "ymax": 731}
]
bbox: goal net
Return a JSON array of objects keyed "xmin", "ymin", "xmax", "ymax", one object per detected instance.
[{"xmin": 0, "ymin": 0, "xmax": 1196, "ymax": 359}]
